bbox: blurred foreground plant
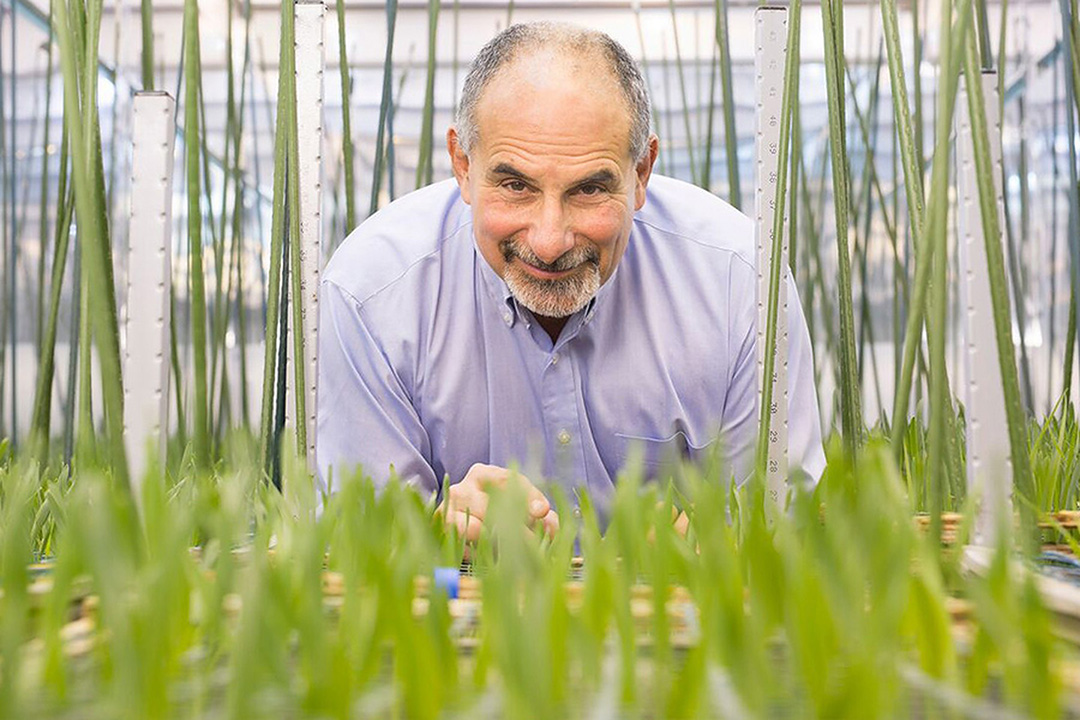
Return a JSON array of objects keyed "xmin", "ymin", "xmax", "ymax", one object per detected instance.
[{"xmin": 0, "ymin": 435, "xmax": 1071, "ymax": 718}]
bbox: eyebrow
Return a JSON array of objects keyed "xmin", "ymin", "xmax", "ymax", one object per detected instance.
[
  {"xmin": 489, "ymin": 163, "xmax": 535, "ymax": 183},
  {"xmin": 574, "ymin": 169, "xmax": 618, "ymax": 187},
  {"xmin": 489, "ymin": 163, "xmax": 619, "ymax": 188}
]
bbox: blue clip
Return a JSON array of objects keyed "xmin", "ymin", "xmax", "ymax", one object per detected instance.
[{"xmin": 433, "ymin": 566, "xmax": 460, "ymax": 599}]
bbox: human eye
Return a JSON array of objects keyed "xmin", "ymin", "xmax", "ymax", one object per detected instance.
[
  {"xmin": 574, "ymin": 182, "xmax": 608, "ymax": 199},
  {"xmin": 502, "ymin": 179, "xmax": 529, "ymax": 193}
]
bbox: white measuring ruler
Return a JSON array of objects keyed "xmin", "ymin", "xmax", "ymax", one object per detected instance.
[
  {"xmin": 286, "ymin": 0, "xmax": 325, "ymax": 475},
  {"xmin": 754, "ymin": 7, "xmax": 790, "ymax": 507}
]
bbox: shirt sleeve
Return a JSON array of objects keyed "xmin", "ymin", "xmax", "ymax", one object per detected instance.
[
  {"xmin": 785, "ymin": 273, "xmax": 827, "ymax": 482},
  {"xmin": 720, "ymin": 268, "xmax": 826, "ymax": 486},
  {"xmin": 316, "ymin": 280, "xmax": 439, "ymax": 497}
]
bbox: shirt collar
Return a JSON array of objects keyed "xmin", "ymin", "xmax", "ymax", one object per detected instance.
[{"xmin": 475, "ymin": 241, "xmax": 518, "ymax": 326}]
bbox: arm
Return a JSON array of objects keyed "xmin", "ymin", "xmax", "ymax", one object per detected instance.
[
  {"xmin": 316, "ymin": 280, "xmax": 560, "ymax": 537},
  {"xmin": 784, "ymin": 273, "xmax": 827, "ymax": 482},
  {"xmin": 316, "ymin": 279, "xmax": 437, "ymax": 496}
]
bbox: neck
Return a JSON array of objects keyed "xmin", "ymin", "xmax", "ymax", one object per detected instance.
[{"xmin": 536, "ymin": 314, "xmax": 569, "ymax": 343}]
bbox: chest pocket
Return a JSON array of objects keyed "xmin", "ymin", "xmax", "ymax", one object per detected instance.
[{"xmin": 612, "ymin": 426, "xmax": 718, "ymax": 481}]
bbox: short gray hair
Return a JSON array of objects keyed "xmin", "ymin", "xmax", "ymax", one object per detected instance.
[{"xmin": 455, "ymin": 22, "xmax": 652, "ymax": 162}]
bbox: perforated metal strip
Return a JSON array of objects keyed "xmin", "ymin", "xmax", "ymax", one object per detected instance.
[
  {"xmin": 956, "ymin": 71, "xmax": 1012, "ymax": 546},
  {"xmin": 124, "ymin": 91, "xmax": 176, "ymax": 493}
]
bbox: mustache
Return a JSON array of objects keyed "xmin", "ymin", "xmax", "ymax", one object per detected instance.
[{"xmin": 499, "ymin": 239, "xmax": 600, "ymax": 273}]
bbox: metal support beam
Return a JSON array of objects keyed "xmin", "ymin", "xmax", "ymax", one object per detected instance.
[
  {"xmin": 957, "ymin": 71, "xmax": 1011, "ymax": 546},
  {"xmin": 754, "ymin": 6, "xmax": 789, "ymax": 507},
  {"xmin": 123, "ymin": 91, "xmax": 175, "ymax": 494}
]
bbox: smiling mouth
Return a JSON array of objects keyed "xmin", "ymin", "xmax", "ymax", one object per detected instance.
[
  {"xmin": 516, "ymin": 258, "xmax": 582, "ymax": 281},
  {"xmin": 500, "ymin": 238, "xmax": 601, "ymax": 283}
]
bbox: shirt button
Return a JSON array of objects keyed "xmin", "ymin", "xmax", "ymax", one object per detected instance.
[
  {"xmin": 557, "ymin": 429, "xmax": 572, "ymax": 445},
  {"xmin": 551, "ymin": 352, "xmax": 560, "ymax": 365},
  {"xmin": 573, "ymin": 507, "xmax": 582, "ymax": 519},
  {"xmin": 502, "ymin": 312, "xmax": 512, "ymax": 325}
]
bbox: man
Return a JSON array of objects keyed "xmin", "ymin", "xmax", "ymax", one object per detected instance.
[{"xmin": 317, "ymin": 22, "xmax": 824, "ymax": 537}]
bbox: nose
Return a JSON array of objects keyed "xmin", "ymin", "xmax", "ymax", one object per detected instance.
[{"xmin": 527, "ymin": 196, "xmax": 575, "ymax": 265}]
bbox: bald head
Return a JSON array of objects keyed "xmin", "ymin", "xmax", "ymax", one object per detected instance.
[{"xmin": 454, "ymin": 22, "xmax": 652, "ymax": 162}]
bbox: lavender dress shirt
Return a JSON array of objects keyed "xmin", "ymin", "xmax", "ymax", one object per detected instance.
[{"xmin": 316, "ymin": 175, "xmax": 825, "ymax": 508}]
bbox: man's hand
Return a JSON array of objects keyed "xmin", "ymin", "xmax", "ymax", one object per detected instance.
[
  {"xmin": 440, "ymin": 463, "xmax": 560, "ymax": 542},
  {"xmin": 647, "ymin": 503, "xmax": 692, "ymax": 543}
]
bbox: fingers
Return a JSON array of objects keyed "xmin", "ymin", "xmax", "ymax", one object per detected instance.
[
  {"xmin": 469, "ymin": 463, "xmax": 515, "ymax": 490},
  {"xmin": 646, "ymin": 501, "xmax": 692, "ymax": 542},
  {"xmin": 451, "ymin": 508, "xmax": 556, "ymax": 544},
  {"xmin": 461, "ymin": 463, "xmax": 550, "ymax": 519},
  {"xmin": 445, "ymin": 476, "xmax": 489, "ymax": 522},
  {"xmin": 537, "ymin": 509, "xmax": 560, "ymax": 537},
  {"xmin": 471, "ymin": 465, "xmax": 550, "ymax": 518},
  {"xmin": 673, "ymin": 511, "xmax": 690, "ymax": 538},
  {"xmin": 441, "ymin": 463, "xmax": 555, "ymax": 541},
  {"xmin": 450, "ymin": 510, "xmax": 486, "ymax": 543},
  {"xmin": 525, "ymin": 486, "xmax": 551, "ymax": 520}
]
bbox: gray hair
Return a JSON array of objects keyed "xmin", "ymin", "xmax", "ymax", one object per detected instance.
[{"xmin": 454, "ymin": 22, "xmax": 652, "ymax": 162}]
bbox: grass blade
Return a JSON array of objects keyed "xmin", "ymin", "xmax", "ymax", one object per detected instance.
[
  {"xmin": 415, "ymin": 0, "xmax": 440, "ymax": 190},
  {"xmin": 336, "ymin": 0, "xmax": 356, "ymax": 232},
  {"xmin": 821, "ymin": 0, "xmax": 863, "ymax": 456},
  {"xmin": 368, "ymin": 0, "xmax": 398, "ymax": 216},
  {"xmin": 183, "ymin": 0, "xmax": 210, "ymax": 466},
  {"xmin": 715, "ymin": 0, "xmax": 740, "ymax": 207}
]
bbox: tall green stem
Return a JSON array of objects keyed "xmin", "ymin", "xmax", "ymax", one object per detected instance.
[
  {"xmin": 415, "ymin": 0, "xmax": 440, "ymax": 189},
  {"xmin": 368, "ymin": 0, "xmax": 398, "ymax": 216},
  {"xmin": 184, "ymin": 0, "xmax": 210, "ymax": 467},
  {"xmin": 884, "ymin": 0, "xmax": 962, "ymax": 456},
  {"xmin": 259, "ymin": 0, "xmax": 297, "ymax": 473},
  {"xmin": 702, "ymin": 40, "xmax": 717, "ymax": 190},
  {"xmin": 715, "ymin": 0, "xmax": 740, "ymax": 207},
  {"xmin": 336, "ymin": 0, "xmax": 356, "ymax": 233},
  {"xmin": 923, "ymin": 0, "xmax": 972, "ymax": 540},
  {"xmin": 54, "ymin": 0, "xmax": 129, "ymax": 486},
  {"xmin": 282, "ymin": 0, "xmax": 307, "ymax": 458},
  {"xmin": 821, "ymin": 0, "xmax": 863, "ymax": 456},
  {"xmin": 140, "ymin": 0, "xmax": 154, "ymax": 89},
  {"xmin": 668, "ymin": 0, "xmax": 698, "ymax": 187},
  {"xmin": 36, "ymin": 17, "xmax": 54, "ymax": 361}
]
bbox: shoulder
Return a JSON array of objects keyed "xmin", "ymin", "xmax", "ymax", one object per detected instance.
[
  {"xmin": 632, "ymin": 174, "xmax": 755, "ymax": 275},
  {"xmin": 321, "ymin": 179, "xmax": 471, "ymax": 307}
]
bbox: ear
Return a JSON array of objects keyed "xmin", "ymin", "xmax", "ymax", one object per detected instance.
[
  {"xmin": 633, "ymin": 134, "xmax": 660, "ymax": 210},
  {"xmin": 447, "ymin": 127, "xmax": 473, "ymax": 205}
]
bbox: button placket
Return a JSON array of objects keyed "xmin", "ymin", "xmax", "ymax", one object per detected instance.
[{"xmin": 541, "ymin": 346, "xmax": 586, "ymax": 491}]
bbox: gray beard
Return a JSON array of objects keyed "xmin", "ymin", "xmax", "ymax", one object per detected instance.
[
  {"xmin": 499, "ymin": 239, "xmax": 601, "ymax": 318},
  {"xmin": 503, "ymin": 262, "xmax": 601, "ymax": 318}
]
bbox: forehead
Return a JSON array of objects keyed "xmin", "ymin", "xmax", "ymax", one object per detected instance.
[{"xmin": 473, "ymin": 49, "xmax": 634, "ymax": 163}]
